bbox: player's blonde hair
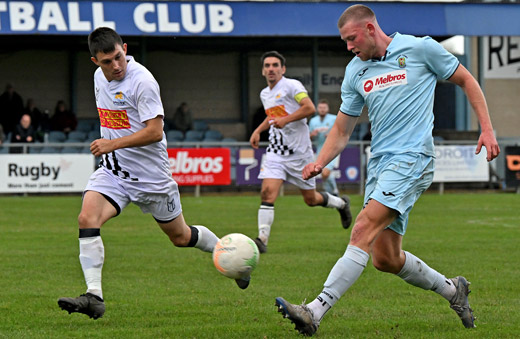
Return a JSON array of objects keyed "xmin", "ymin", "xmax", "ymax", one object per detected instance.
[{"xmin": 337, "ymin": 4, "xmax": 376, "ymax": 29}]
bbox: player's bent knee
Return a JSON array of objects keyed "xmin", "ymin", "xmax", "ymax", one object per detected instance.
[
  {"xmin": 171, "ymin": 234, "xmax": 189, "ymax": 247},
  {"xmin": 303, "ymin": 195, "xmax": 319, "ymax": 206},
  {"xmin": 372, "ymin": 255, "xmax": 401, "ymax": 273},
  {"xmin": 77, "ymin": 212, "xmax": 101, "ymax": 229}
]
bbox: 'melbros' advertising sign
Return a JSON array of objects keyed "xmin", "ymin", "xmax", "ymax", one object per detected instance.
[
  {"xmin": 168, "ymin": 148, "xmax": 230, "ymax": 186},
  {"xmin": 0, "ymin": 154, "xmax": 94, "ymax": 192}
]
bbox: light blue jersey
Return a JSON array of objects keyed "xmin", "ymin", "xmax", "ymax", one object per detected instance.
[
  {"xmin": 340, "ymin": 33, "xmax": 459, "ymax": 158},
  {"xmin": 309, "ymin": 113, "xmax": 337, "ymax": 154},
  {"xmin": 309, "ymin": 113, "xmax": 340, "ymax": 171}
]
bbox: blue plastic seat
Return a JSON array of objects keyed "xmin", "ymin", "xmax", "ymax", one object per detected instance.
[
  {"xmin": 166, "ymin": 130, "xmax": 184, "ymax": 142},
  {"xmin": 48, "ymin": 131, "xmax": 66, "ymax": 143},
  {"xmin": 203, "ymin": 130, "xmax": 223, "ymax": 141},
  {"xmin": 193, "ymin": 120, "xmax": 209, "ymax": 132},
  {"xmin": 67, "ymin": 131, "xmax": 87, "ymax": 142},
  {"xmin": 61, "ymin": 146, "xmax": 82, "ymax": 153},
  {"xmin": 40, "ymin": 146, "xmax": 62, "ymax": 154},
  {"xmin": 76, "ymin": 119, "xmax": 95, "ymax": 133},
  {"xmin": 87, "ymin": 130, "xmax": 101, "ymax": 141},
  {"xmin": 184, "ymin": 130, "xmax": 204, "ymax": 141}
]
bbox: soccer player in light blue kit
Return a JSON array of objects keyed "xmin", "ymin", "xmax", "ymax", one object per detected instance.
[
  {"xmin": 309, "ymin": 99, "xmax": 340, "ymax": 196},
  {"xmin": 275, "ymin": 5, "xmax": 500, "ymax": 336}
]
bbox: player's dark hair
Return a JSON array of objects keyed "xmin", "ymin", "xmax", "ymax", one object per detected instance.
[
  {"xmin": 261, "ymin": 51, "xmax": 286, "ymax": 67},
  {"xmin": 88, "ymin": 27, "xmax": 124, "ymax": 58},
  {"xmin": 318, "ymin": 99, "xmax": 329, "ymax": 105}
]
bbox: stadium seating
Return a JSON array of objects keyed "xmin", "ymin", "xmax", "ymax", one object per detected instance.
[
  {"xmin": 184, "ymin": 130, "xmax": 204, "ymax": 141},
  {"xmin": 87, "ymin": 130, "xmax": 101, "ymax": 141},
  {"xmin": 76, "ymin": 119, "xmax": 95, "ymax": 133},
  {"xmin": 40, "ymin": 146, "xmax": 62, "ymax": 153},
  {"xmin": 66, "ymin": 131, "xmax": 87, "ymax": 142},
  {"xmin": 193, "ymin": 120, "xmax": 209, "ymax": 132},
  {"xmin": 166, "ymin": 130, "xmax": 184, "ymax": 142},
  {"xmin": 203, "ymin": 130, "xmax": 223, "ymax": 141},
  {"xmin": 48, "ymin": 131, "xmax": 66, "ymax": 143},
  {"xmin": 28, "ymin": 146, "xmax": 42, "ymax": 154},
  {"xmin": 61, "ymin": 146, "xmax": 83, "ymax": 153}
]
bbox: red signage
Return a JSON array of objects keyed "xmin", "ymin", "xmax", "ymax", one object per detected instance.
[{"xmin": 167, "ymin": 148, "xmax": 231, "ymax": 186}]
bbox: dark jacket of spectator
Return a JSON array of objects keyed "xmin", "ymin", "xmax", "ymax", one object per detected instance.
[
  {"xmin": 0, "ymin": 83, "xmax": 24, "ymax": 135},
  {"xmin": 12, "ymin": 114, "xmax": 36, "ymax": 143},
  {"xmin": 51, "ymin": 100, "xmax": 77, "ymax": 133},
  {"xmin": 171, "ymin": 102, "xmax": 193, "ymax": 133}
]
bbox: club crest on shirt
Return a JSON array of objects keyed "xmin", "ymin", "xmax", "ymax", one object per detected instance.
[
  {"xmin": 396, "ymin": 54, "xmax": 408, "ymax": 68},
  {"xmin": 113, "ymin": 91, "xmax": 126, "ymax": 106}
]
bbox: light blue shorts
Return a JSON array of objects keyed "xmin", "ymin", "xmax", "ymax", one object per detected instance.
[{"xmin": 364, "ymin": 153, "xmax": 434, "ymax": 235}]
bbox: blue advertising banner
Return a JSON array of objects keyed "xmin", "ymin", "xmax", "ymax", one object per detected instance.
[
  {"xmin": 0, "ymin": 1, "xmax": 519, "ymax": 36},
  {"xmin": 235, "ymin": 147, "xmax": 360, "ymax": 186}
]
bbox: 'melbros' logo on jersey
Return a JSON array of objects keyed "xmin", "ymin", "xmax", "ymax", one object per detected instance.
[{"xmin": 362, "ymin": 70, "xmax": 407, "ymax": 95}]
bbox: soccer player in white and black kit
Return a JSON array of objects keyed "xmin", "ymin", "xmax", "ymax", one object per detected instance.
[
  {"xmin": 58, "ymin": 27, "xmax": 247, "ymax": 320},
  {"xmin": 249, "ymin": 51, "xmax": 353, "ymax": 254}
]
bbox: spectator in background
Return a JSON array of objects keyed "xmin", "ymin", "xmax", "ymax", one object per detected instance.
[
  {"xmin": 171, "ymin": 102, "xmax": 193, "ymax": 132},
  {"xmin": 51, "ymin": 100, "xmax": 77, "ymax": 134},
  {"xmin": 24, "ymin": 98, "xmax": 43, "ymax": 130},
  {"xmin": 0, "ymin": 83, "xmax": 24, "ymax": 135},
  {"xmin": 40, "ymin": 109, "xmax": 52, "ymax": 134},
  {"xmin": 0, "ymin": 124, "xmax": 5, "ymax": 145},
  {"xmin": 11, "ymin": 114, "xmax": 35, "ymax": 153},
  {"xmin": 309, "ymin": 99, "xmax": 340, "ymax": 196},
  {"xmin": 23, "ymin": 98, "xmax": 45, "ymax": 142}
]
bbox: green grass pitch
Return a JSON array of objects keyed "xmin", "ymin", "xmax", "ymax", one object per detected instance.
[{"xmin": 0, "ymin": 192, "xmax": 518, "ymax": 338}]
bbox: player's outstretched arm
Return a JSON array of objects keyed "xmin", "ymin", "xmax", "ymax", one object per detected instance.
[
  {"xmin": 448, "ymin": 64, "xmax": 500, "ymax": 161},
  {"xmin": 303, "ymin": 113, "xmax": 358, "ymax": 180},
  {"xmin": 90, "ymin": 116, "xmax": 164, "ymax": 156}
]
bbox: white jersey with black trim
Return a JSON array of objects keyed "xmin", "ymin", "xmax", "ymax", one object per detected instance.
[
  {"xmin": 260, "ymin": 76, "xmax": 313, "ymax": 160},
  {"xmin": 94, "ymin": 56, "xmax": 171, "ymax": 185}
]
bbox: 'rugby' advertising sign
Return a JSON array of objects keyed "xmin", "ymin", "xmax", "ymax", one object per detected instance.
[{"xmin": 0, "ymin": 154, "xmax": 94, "ymax": 192}]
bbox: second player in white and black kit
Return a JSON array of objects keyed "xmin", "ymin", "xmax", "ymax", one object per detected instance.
[
  {"xmin": 249, "ymin": 51, "xmax": 353, "ymax": 254},
  {"xmin": 58, "ymin": 27, "xmax": 248, "ymax": 321}
]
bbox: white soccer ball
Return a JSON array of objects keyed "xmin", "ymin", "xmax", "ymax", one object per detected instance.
[{"xmin": 213, "ymin": 233, "xmax": 260, "ymax": 279}]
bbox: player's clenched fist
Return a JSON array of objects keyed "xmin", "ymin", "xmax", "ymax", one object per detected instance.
[{"xmin": 302, "ymin": 162, "xmax": 323, "ymax": 180}]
